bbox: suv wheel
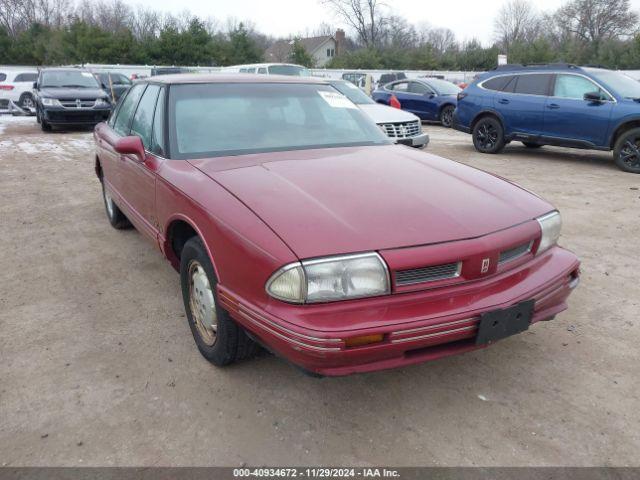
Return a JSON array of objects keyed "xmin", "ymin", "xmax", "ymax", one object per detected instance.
[
  {"xmin": 19, "ymin": 93, "xmax": 35, "ymax": 110},
  {"xmin": 472, "ymin": 117, "xmax": 505, "ymax": 154},
  {"xmin": 614, "ymin": 128, "xmax": 640, "ymax": 173},
  {"xmin": 440, "ymin": 105, "xmax": 455, "ymax": 128},
  {"xmin": 180, "ymin": 236, "xmax": 256, "ymax": 366}
]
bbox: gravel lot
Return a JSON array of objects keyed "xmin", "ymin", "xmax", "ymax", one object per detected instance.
[{"xmin": 1, "ymin": 114, "xmax": 639, "ymax": 467}]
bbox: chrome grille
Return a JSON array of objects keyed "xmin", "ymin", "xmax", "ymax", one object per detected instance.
[
  {"xmin": 60, "ymin": 99, "xmax": 96, "ymax": 109},
  {"xmin": 499, "ymin": 242, "xmax": 532, "ymax": 264},
  {"xmin": 380, "ymin": 120, "xmax": 421, "ymax": 139},
  {"xmin": 395, "ymin": 262, "xmax": 461, "ymax": 286}
]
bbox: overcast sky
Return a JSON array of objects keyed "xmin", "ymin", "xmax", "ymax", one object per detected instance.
[{"xmin": 133, "ymin": 0, "xmax": 640, "ymax": 45}]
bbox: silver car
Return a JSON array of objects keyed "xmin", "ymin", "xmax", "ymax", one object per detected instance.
[{"xmin": 329, "ymin": 79, "xmax": 429, "ymax": 148}]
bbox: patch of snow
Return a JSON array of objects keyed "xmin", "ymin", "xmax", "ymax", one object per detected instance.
[{"xmin": 477, "ymin": 394, "xmax": 488, "ymax": 401}]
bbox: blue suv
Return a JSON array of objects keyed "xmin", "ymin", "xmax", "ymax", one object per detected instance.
[{"xmin": 454, "ymin": 64, "xmax": 640, "ymax": 173}]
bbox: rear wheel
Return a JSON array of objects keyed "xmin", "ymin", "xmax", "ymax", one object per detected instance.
[
  {"xmin": 180, "ymin": 237, "xmax": 256, "ymax": 366},
  {"xmin": 522, "ymin": 142, "xmax": 543, "ymax": 149},
  {"xmin": 440, "ymin": 105, "xmax": 455, "ymax": 128},
  {"xmin": 472, "ymin": 117, "xmax": 505, "ymax": 154},
  {"xmin": 102, "ymin": 182, "xmax": 131, "ymax": 229},
  {"xmin": 614, "ymin": 127, "xmax": 640, "ymax": 173}
]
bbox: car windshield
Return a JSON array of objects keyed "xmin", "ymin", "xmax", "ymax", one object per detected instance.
[
  {"xmin": 329, "ymin": 81, "xmax": 375, "ymax": 104},
  {"xmin": 41, "ymin": 70, "xmax": 99, "ymax": 88},
  {"xmin": 168, "ymin": 83, "xmax": 390, "ymax": 159},
  {"xmin": 268, "ymin": 65, "xmax": 310, "ymax": 76},
  {"xmin": 100, "ymin": 73, "xmax": 131, "ymax": 85},
  {"xmin": 586, "ymin": 69, "xmax": 640, "ymax": 99},
  {"xmin": 426, "ymin": 79, "xmax": 461, "ymax": 95}
]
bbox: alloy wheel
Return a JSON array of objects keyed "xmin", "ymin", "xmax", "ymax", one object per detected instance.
[
  {"xmin": 619, "ymin": 138, "xmax": 640, "ymax": 170},
  {"xmin": 477, "ymin": 123, "xmax": 498, "ymax": 150}
]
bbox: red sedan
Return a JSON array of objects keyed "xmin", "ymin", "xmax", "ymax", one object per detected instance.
[{"xmin": 94, "ymin": 74, "xmax": 580, "ymax": 376}]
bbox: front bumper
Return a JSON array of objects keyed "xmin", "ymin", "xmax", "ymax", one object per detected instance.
[
  {"xmin": 42, "ymin": 106, "xmax": 111, "ymax": 125},
  {"xmin": 219, "ymin": 246, "xmax": 580, "ymax": 376},
  {"xmin": 396, "ymin": 132, "xmax": 430, "ymax": 148}
]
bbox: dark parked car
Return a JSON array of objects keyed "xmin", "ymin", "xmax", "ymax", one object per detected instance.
[
  {"xmin": 93, "ymin": 74, "xmax": 579, "ymax": 376},
  {"xmin": 34, "ymin": 68, "xmax": 112, "ymax": 131},
  {"xmin": 454, "ymin": 63, "xmax": 640, "ymax": 173},
  {"xmin": 377, "ymin": 72, "xmax": 406, "ymax": 88},
  {"xmin": 150, "ymin": 67, "xmax": 192, "ymax": 76},
  {"xmin": 93, "ymin": 71, "xmax": 132, "ymax": 102},
  {"xmin": 372, "ymin": 78, "xmax": 461, "ymax": 127}
]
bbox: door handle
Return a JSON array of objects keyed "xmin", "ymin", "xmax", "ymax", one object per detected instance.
[
  {"xmin": 547, "ymin": 103, "xmax": 560, "ymax": 109},
  {"xmin": 498, "ymin": 98, "xmax": 510, "ymax": 104}
]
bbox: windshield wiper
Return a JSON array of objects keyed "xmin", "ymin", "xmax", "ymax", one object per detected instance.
[{"xmin": 60, "ymin": 84, "xmax": 91, "ymax": 88}]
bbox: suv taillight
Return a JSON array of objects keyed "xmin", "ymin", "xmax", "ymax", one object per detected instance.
[
  {"xmin": 0, "ymin": 85, "xmax": 15, "ymax": 91},
  {"xmin": 457, "ymin": 92, "xmax": 467, "ymax": 101}
]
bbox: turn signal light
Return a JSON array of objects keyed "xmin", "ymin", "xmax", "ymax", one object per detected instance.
[{"xmin": 344, "ymin": 334, "xmax": 384, "ymax": 348}]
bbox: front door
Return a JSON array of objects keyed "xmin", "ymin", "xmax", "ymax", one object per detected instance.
[{"xmin": 542, "ymin": 73, "xmax": 614, "ymax": 146}]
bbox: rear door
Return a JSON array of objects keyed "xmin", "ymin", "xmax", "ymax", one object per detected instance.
[
  {"xmin": 493, "ymin": 73, "xmax": 552, "ymax": 137},
  {"xmin": 542, "ymin": 73, "xmax": 614, "ymax": 146},
  {"xmin": 388, "ymin": 81, "xmax": 425, "ymax": 118}
]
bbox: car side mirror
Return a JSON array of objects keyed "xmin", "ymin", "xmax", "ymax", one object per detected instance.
[
  {"xmin": 33, "ymin": 81, "xmax": 38, "ymax": 89},
  {"xmin": 114, "ymin": 136, "xmax": 145, "ymax": 162},
  {"xmin": 584, "ymin": 91, "xmax": 604, "ymax": 102}
]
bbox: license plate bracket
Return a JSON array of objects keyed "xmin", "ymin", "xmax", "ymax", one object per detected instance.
[{"xmin": 475, "ymin": 300, "xmax": 534, "ymax": 345}]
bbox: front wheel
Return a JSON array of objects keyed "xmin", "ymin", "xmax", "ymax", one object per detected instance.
[
  {"xmin": 19, "ymin": 93, "xmax": 35, "ymax": 110},
  {"xmin": 180, "ymin": 236, "xmax": 256, "ymax": 366},
  {"xmin": 472, "ymin": 117, "xmax": 505, "ymax": 154},
  {"xmin": 614, "ymin": 127, "xmax": 640, "ymax": 173},
  {"xmin": 440, "ymin": 105, "xmax": 455, "ymax": 128}
]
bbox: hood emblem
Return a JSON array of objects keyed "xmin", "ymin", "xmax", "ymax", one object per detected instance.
[
  {"xmin": 481, "ymin": 258, "xmax": 490, "ymax": 274},
  {"xmin": 76, "ymin": 99, "xmax": 82, "ymax": 108}
]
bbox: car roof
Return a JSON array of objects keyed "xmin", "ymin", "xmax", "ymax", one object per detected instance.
[{"xmin": 140, "ymin": 73, "xmax": 328, "ymax": 85}]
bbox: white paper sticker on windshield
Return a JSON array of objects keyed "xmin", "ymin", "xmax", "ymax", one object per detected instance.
[
  {"xmin": 81, "ymin": 72, "xmax": 93, "ymax": 77},
  {"xmin": 318, "ymin": 91, "xmax": 357, "ymax": 109}
]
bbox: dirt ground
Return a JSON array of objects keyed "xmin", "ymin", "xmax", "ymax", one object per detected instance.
[{"xmin": 0, "ymin": 114, "xmax": 639, "ymax": 467}]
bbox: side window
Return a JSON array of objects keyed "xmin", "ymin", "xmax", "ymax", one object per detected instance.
[
  {"xmin": 14, "ymin": 73, "xmax": 37, "ymax": 82},
  {"xmin": 258, "ymin": 68, "xmax": 267, "ymax": 74},
  {"xmin": 151, "ymin": 88, "xmax": 166, "ymax": 155},
  {"xmin": 390, "ymin": 82, "xmax": 409, "ymax": 92},
  {"xmin": 482, "ymin": 75, "xmax": 514, "ymax": 91},
  {"xmin": 554, "ymin": 74, "xmax": 607, "ymax": 100},
  {"xmin": 131, "ymin": 84, "xmax": 160, "ymax": 149},
  {"xmin": 247, "ymin": 68, "xmax": 256, "ymax": 73},
  {"xmin": 112, "ymin": 84, "xmax": 145, "ymax": 136},
  {"xmin": 409, "ymin": 82, "xmax": 431, "ymax": 95},
  {"xmin": 0, "ymin": 73, "xmax": 6, "ymax": 82},
  {"xmin": 513, "ymin": 74, "xmax": 552, "ymax": 96}
]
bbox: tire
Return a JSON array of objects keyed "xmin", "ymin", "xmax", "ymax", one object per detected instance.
[
  {"xmin": 472, "ymin": 116, "xmax": 506, "ymax": 154},
  {"xmin": 440, "ymin": 105, "xmax": 455, "ymax": 128},
  {"xmin": 102, "ymin": 181, "xmax": 131, "ymax": 229},
  {"xmin": 40, "ymin": 117, "xmax": 51, "ymax": 131},
  {"xmin": 180, "ymin": 236, "xmax": 256, "ymax": 366},
  {"xmin": 522, "ymin": 142, "xmax": 543, "ymax": 149},
  {"xmin": 18, "ymin": 92, "xmax": 35, "ymax": 110},
  {"xmin": 613, "ymin": 127, "xmax": 640, "ymax": 173}
]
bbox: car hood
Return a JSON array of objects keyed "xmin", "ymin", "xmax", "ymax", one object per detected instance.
[
  {"xmin": 40, "ymin": 87, "xmax": 107, "ymax": 100},
  {"xmin": 190, "ymin": 145, "xmax": 552, "ymax": 259},
  {"xmin": 358, "ymin": 103, "xmax": 420, "ymax": 124}
]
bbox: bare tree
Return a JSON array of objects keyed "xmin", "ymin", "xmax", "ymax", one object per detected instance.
[
  {"xmin": 554, "ymin": 0, "xmax": 638, "ymax": 45},
  {"xmin": 424, "ymin": 27, "xmax": 457, "ymax": 54},
  {"xmin": 494, "ymin": 0, "xmax": 540, "ymax": 53},
  {"xmin": 382, "ymin": 15, "xmax": 417, "ymax": 48},
  {"xmin": 322, "ymin": 0, "xmax": 387, "ymax": 48}
]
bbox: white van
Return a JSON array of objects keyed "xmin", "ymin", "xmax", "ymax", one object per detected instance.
[
  {"xmin": 0, "ymin": 67, "xmax": 38, "ymax": 110},
  {"xmin": 222, "ymin": 63, "xmax": 311, "ymax": 76}
]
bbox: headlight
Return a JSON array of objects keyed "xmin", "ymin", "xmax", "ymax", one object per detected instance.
[
  {"xmin": 95, "ymin": 98, "xmax": 109, "ymax": 107},
  {"xmin": 41, "ymin": 98, "xmax": 60, "ymax": 107},
  {"xmin": 266, "ymin": 252, "xmax": 390, "ymax": 304},
  {"xmin": 536, "ymin": 211, "xmax": 562, "ymax": 253}
]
